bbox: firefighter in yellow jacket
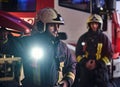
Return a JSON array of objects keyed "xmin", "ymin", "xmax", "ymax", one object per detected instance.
[{"xmin": 75, "ymin": 14, "xmax": 113, "ymax": 87}]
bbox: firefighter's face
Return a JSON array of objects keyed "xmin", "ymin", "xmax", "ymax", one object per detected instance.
[
  {"xmin": 0, "ymin": 30, "xmax": 8, "ymax": 44},
  {"xmin": 90, "ymin": 22, "xmax": 99, "ymax": 31},
  {"xmin": 47, "ymin": 23, "xmax": 60, "ymax": 37}
]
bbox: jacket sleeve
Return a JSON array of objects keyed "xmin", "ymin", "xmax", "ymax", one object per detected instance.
[
  {"xmin": 75, "ymin": 35, "xmax": 88, "ymax": 66},
  {"xmin": 61, "ymin": 42, "xmax": 77, "ymax": 87},
  {"xmin": 99, "ymin": 34, "xmax": 114, "ymax": 65}
]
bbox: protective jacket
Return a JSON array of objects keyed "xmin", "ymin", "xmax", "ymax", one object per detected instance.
[
  {"xmin": 22, "ymin": 32, "xmax": 76, "ymax": 87},
  {"xmin": 74, "ymin": 29, "xmax": 113, "ymax": 87},
  {"xmin": 0, "ymin": 35, "xmax": 24, "ymax": 87},
  {"xmin": 76, "ymin": 29, "xmax": 113, "ymax": 63}
]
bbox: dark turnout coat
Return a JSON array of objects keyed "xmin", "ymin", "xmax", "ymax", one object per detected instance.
[
  {"xmin": 74, "ymin": 29, "xmax": 113, "ymax": 87},
  {"xmin": 22, "ymin": 32, "xmax": 77, "ymax": 87}
]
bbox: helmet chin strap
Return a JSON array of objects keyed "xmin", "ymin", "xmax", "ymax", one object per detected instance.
[
  {"xmin": 89, "ymin": 28, "xmax": 101, "ymax": 34},
  {"xmin": 53, "ymin": 29, "xmax": 59, "ymax": 37}
]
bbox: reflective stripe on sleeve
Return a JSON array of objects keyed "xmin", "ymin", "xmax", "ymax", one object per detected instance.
[
  {"xmin": 102, "ymin": 56, "xmax": 110, "ymax": 65},
  {"xmin": 76, "ymin": 52, "xmax": 88, "ymax": 62},
  {"xmin": 76, "ymin": 55, "xmax": 82, "ymax": 62},
  {"xmin": 66, "ymin": 72, "xmax": 75, "ymax": 81}
]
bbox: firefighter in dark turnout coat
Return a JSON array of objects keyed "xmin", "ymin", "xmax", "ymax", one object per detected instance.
[
  {"xmin": 22, "ymin": 8, "xmax": 76, "ymax": 87},
  {"xmin": 0, "ymin": 27, "xmax": 24, "ymax": 87},
  {"xmin": 74, "ymin": 14, "xmax": 113, "ymax": 87}
]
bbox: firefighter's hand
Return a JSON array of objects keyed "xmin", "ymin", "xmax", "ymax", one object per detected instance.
[
  {"xmin": 59, "ymin": 80, "xmax": 68, "ymax": 87},
  {"xmin": 85, "ymin": 59, "xmax": 96, "ymax": 70}
]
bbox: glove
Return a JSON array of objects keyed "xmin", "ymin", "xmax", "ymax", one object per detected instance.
[
  {"xmin": 85, "ymin": 59, "xmax": 96, "ymax": 70},
  {"xmin": 59, "ymin": 80, "xmax": 68, "ymax": 87}
]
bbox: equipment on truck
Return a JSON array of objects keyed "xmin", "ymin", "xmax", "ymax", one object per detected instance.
[{"xmin": 0, "ymin": 54, "xmax": 24, "ymax": 86}]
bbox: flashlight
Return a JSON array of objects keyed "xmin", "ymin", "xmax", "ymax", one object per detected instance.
[{"xmin": 31, "ymin": 46, "xmax": 44, "ymax": 60}]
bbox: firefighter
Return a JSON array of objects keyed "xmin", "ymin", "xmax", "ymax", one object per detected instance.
[
  {"xmin": 74, "ymin": 14, "xmax": 113, "ymax": 87},
  {"xmin": 22, "ymin": 8, "xmax": 76, "ymax": 87},
  {"xmin": 0, "ymin": 27, "xmax": 9, "ymax": 46},
  {"xmin": 0, "ymin": 27, "xmax": 24, "ymax": 87}
]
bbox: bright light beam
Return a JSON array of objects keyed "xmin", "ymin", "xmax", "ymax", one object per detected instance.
[{"xmin": 31, "ymin": 47, "xmax": 44, "ymax": 60}]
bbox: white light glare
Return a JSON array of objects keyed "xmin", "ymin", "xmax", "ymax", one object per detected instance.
[
  {"xmin": 31, "ymin": 47, "xmax": 44, "ymax": 60},
  {"xmin": 100, "ymin": 7, "xmax": 103, "ymax": 11},
  {"xmin": 81, "ymin": 42, "xmax": 85, "ymax": 46}
]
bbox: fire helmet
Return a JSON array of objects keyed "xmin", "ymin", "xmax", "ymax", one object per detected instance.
[
  {"xmin": 34, "ymin": 8, "xmax": 64, "ymax": 33},
  {"xmin": 0, "ymin": 27, "xmax": 8, "ymax": 44},
  {"xmin": 87, "ymin": 14, "xmax": 103, "ymax": 30}
]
